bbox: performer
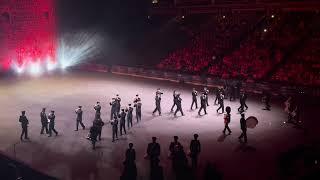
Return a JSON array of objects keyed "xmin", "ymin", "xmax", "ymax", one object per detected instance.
[
  {"xmin": 40, "ymin": 108, "xmax": 49, "ymax": 134},
  {"xmin": 203, "ymin": 87, "xmax": 210, "ymax": 106},
  {"xmin": 115, "ymin": 94, "xmax": 121, "ymax": 115},
  {"xmin": 122, "ymin": 143, "xmax": 137, "ymax": 180},
  {"xmin": 93, "ymin": 113, "xmax": 104, "ymax": 141},
  {"xmin": 189, "ymin": 134, "xmax": 201, "ymax": 168},
  {"xmin": 94, "ymin": 101, "xmax": 101, "ymax": 115},
  {"xmin": 174, "ymin": 94, "xmax": 184, "ymax": 116},
  {"xmin": 110, "ymin": 98, "xmax": 117, "ymax": 120},
  {"xmin": 152, "ymin": 94, "xmax": 161, "ymax": 116},
  {"xmin": 134, "ymin": 97, "xmax": 142, "ymax": 122},
  {"xmin": 89, "ymin": 124, "xmax": 99, "ymax": 149},
  {"xmin": 48, "ymin": 110, "xmax": 58, "ymax": 137},
  {"xmin": 119, "ymin": 109, "xmax": 127, "ymax": 135},
  {"xmin": 146, "ymin": 137, "xmax": 161, "ymax": 168},
  {"xmin": 169, "ymin": 136, "xmax": 184, "ymax": 172},
  {"xmin": 214, "ymin": 88, "xmax": 221, "ymax": 105},
  {"xmin": 75, "ymin": 106, "xmax": 85, "ymax": 131},
  {"xmin": 223, "ymin": 107, "xmax": 232, "ymax": 134},
  {"xmin": 238, "ymin": 114, "xmax": 247, "ymax": 143},
  {"xmin": 127, "ymin": 104, "xmax": 133, "ymax": 129},
  {"xmin": 190, "ymin": 88, "xmax": 198, "ymax": 110},
  {"xmin": 238, "ymin": 92, "xmax": 248, "ymax": 113},
  {"xmin": 262, "ymin": 91, "xmax": 271, "ymax": 111},
  {"xmin": 19, "ymin": 111, "xmax": 29, "ymax": 140},
  {"xmin": 111, "ymin": 115, "xmax": 119, "ymax": 142},
  {"xmin": 198, "ymin": 93, "xmax": 207, "ymax": 115},
  {"xmin": 170, "ymin": 90, "xmax": 178, "ymax": 112},
  {"xmin": 216, "ymin": 92, "xmax": 225, "ymax": 114}
]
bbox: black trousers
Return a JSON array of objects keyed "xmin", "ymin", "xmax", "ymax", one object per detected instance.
[
  {"xmin": 127, "ymin": 117, "xmax": 133, "ymax": 128},
  {"xmin": 174, "ymin": 107, "xmax": 184, "ymax": 116},
  {"xmin": 217, "ymin": 103, "xmax": 224, "ymax": 113},
  {"xmin": 223, "ymin": 123, "xmax": 231, "ymax": 134},
  {"xmin": 239, "ymin": 129, "xmax": 247, "ymax": 142},
  {"xmin": 153, "ymin": 105, "xmax": 161, "ymax": 115},
  {"xmin": 21, "ymin": 126, "xmax": 28, "ymax": 139},
  {"xmin": 198, "ymin": 105, "xmax": 207, "ymax": 115},
  {"xmin": 111, "ymin": 110, "xmax": 117, "ymax": 120},
  {"xmin": 49, "ymin": 124, "xmax": 58, "ymax": 136},
  {"xmin": 214, "ymin": 96, "xmax": 219, "ymax": 104},
  {"xmin": 206, "ymin": 96, "xmax": 209, "ymax": 106},
  {"xmin": 136, "ymin": 111, "xmax": 141, "ymax": 122},
  {"xmin": 120, "ymin": 123, "xmax": 126, "ymax": 135},
  {"xmin": 112, "ymin": 127, "xmax": 118, "ymax": 141},
  {"xmin": 191, "ymin": 154, "xmax": 199, "ymax": 168},
  {"xmin": 40, "ymin": 123, "xmax": 49, "ymax": 134},
  {"xmin": 76, "ymin": 120, "xmax": 85, "ymax": 130},
  {"xmin": 171, "ymin": 102, "xmax": 176, "ymax": 112},
  {"xmin": 191, "ymin": 99, "xmax": 198, "ymax": 109}
]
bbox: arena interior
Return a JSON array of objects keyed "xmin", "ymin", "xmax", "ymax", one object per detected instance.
[{"xmin": 0, "ymin": 0, "xmax": 320, "ymax": 180}]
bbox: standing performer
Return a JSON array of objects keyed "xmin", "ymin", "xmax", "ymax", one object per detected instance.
[
  {"xmin": 174, "ymin": 94, "xmax": 184, "ymax": 116},
  {"xmin": 189, "ymin": 134, "xmax": 201, "ymax": 168},
  {"xmin": 214, "ymin": 88, "xmax": 221, "ymax": 105},
  {"xmin": 134, "ymin": 97, "xmax": 142, "ymax": 122},
  {"xmin": 40, "ymin": 108, "xmax": 49, "ymax": 134},
  {"xmin": 152, "ymin": 94, "xmax": 161, "ymax": 116},
  {"xmin": 191, "ymin": 88, "xmax": 198, "ymax": 110},
  {"xmin": 216, "ymin": 92, "xmax": 225, "ymax": 114},
  {"xmin": 75, "ymin": 106, "xmax": 85, "ymax": 131},
  {"xmin": 262, "ymin": 91, "xmax": 271, "ymax": 111},
  {"xmin": 94, "ymin": 101, "xmax": 101, "ymax": 115},
  {"xmin": 115, "ymin": 94, "xmax": 121, "ymax": 115},
  {"xmin": 203, "ymin": 87, "xmax": 210, "ymax": 106},
  {"xmin": 119, "ymin": 109, "xmax": 127, "ymax": 135},
  {"xmin": 111, "ymin": 115, "xmax": 119, "ymax": 142},
  {"xmin": 89, "ymin": 124, "xmax": 99, "ymax": 150},
  {"xmin": 110, "ymin": 98, "xmax": 117, "ymax": 120},
  {"xmin": 146, "ymin": 137, "xmax": 161, "ymax": 168},
  {"xmin": 127, "ymin": 104, "xmax": 133, "ymax": 129},
  {"xmin": 198, "ymin": 93, "xmax": 207, "ymax": 115},
  {"xmin": 93, "ymin": 113, "xmax": 104, "ymax": 141},
  {"xmin": 238, "ymin": 114, "xmax": 247, "ymax": 143},
  {"xmin": 223, "ymin": 107, "xmax": 232, "ymax": 135},
  {"xmin": 19, "ymin": 111, "xmax": 29, "ymax": 140},
  {"xmin": 170, "ymin": 90, "xmax": 178, "ymax": 112},
  {"xmin": 238, "ymin": 92, "xmax": 248, "ymax": 113},
  {"xmin": 48, "ymin": 111, "xmax": 58, "ymax": 137}
]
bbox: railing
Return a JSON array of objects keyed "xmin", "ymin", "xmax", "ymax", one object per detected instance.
[{"xmin": 76, "ymin": 63, "xmax": 320, "ymax": 97}]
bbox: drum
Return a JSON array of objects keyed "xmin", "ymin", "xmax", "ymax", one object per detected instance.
[{"xmin": 246, "ymin": 116, "xmax": 258, "ymax": 128}]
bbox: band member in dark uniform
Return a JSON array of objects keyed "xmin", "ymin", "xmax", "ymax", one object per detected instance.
[
  {"xmin": 152, "ymin": 95, "xmax": 161, "ymax": 116},
  {"xmin": 40, "ymin": 108, "xmax": 49, "ymax": 134},
  {"xmin": 216, "ymin": 93, "xmax": 225, "ymax": 114},
  {"xmin": 262, "ymin": 91, "xmax": 271, "ymax": 111},
  {"xmin": 223, "ymin": 107, "xmax": 232, "ymax": 134},
  {"xmin": 204, "ymin": 87, "xmax": 210, "ymax": 106},
  {"xmin": 189, "ymin": 134, "xmax": 201, "ymax": 168},
  {"xmin": 238, "ymin": 113, "xmax": 247, "ymax": 143},
  {"xmin": 146, "ymin": 137, "xmax": 161, "ymax": 168},
  {"xmin": 198, "ymin": 93, "xmax": 207, "ymax": 115},
  {"xmin": 94, "ymin": 101, "xmax": 101, "ymax": 115},
  {"xmin": 191, "ymin": 88, "xmax": 198, "ymax": 110},
  {"xmin": 110, "ymin": 98, "xmax": 117, "ymax": 120},
  {"xmin": 170, "ymin": 90, "xmax": 178, "ymax": 112},
  {"xmin": 238, "ymin": 92, "xmax": 248, "ymax": 113},
  {"xmin": 75, "ymin": 106, "xmax": 85, "ymax": 131},
  {"xmin": 134, "ymin": 97, "xmax": 142, "ymax": 122},
  {"xmin": 93, "ymin": 113, "xmax": 104, "ymax": 141},
  {"xmin": 111, "ymin": 115, "xmax": 118, "ymax": 142},
  {"xmin": 48, "ymin": 110, "xmax": 58, "ymax": 137},
  {"xmin": 174, "ymin": 94, "xmax": 184, "ymax": 116},
  {"xmin": 115, "ymin": 94, "xmax": 121, "ymax": 115},
  {"xmin": 127, "ymin": 104, "xmax": 133, "ymax": 129},
  {"xmin": 89, "ymin": 124, "xmax": 99, "ymax": 150},
  {"xmin": 119, "ymin": 109, "xmax": 127, "ymax": 135},
  {"xmin": 121, "ymin": 143, "xmax": 137, "ymax": 180},
  {"xmin": 19, "ymin": 111, "xmax": 29, "ymax": 140},
  {"xmin": 214, "ymin": 88, "xmax": 221, "ymax": 105}
]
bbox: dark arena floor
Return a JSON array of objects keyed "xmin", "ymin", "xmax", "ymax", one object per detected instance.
[{"xmin": 0, "ymin": 70, "xmax": 319, "ymax": 180}]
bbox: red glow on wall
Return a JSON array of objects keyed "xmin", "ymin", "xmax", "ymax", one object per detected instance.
[{"xmin": 0, "ymin": 0, "xmax": 56, "ymax": 72}]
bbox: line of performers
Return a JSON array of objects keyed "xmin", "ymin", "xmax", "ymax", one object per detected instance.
[{"xmin": 18, "ymin": 87, "xmax": 254, "ymax": 149}]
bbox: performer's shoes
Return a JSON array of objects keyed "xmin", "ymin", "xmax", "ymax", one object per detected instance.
[
  {"xmin": 48, "ymin": 135, "xmax": 52, "ymax": 137},
  {"xmin": 74, "ymin": 129, "xmax": 78, "ymax": 131}
]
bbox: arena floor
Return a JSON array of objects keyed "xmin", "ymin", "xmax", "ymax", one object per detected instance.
[{"xmin": 0, "ymin": 70, "xmax": 314, "ymax": 180}]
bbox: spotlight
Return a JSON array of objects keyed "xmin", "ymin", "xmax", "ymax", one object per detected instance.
[
  {"xmin": 223, "ymin": 15, "xmax": 226, "ymax": 19},
  {"xmin": 271, "ymin": 14, "xmax": 275, "ymax": 18},
  {"xmin": 46, "ymin": 57, "xmax": 57, "ymax": 71},
  {"xmin": 182, "ymin": 15, "xmax": 185, "ymax": 19},
  {"xmin": 29, "ymin": 61, "xmax": 41, "ymax": 76},
  {"xmin": 263, "ymin": 28, "xmax": 267, "ymax": 32}
]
